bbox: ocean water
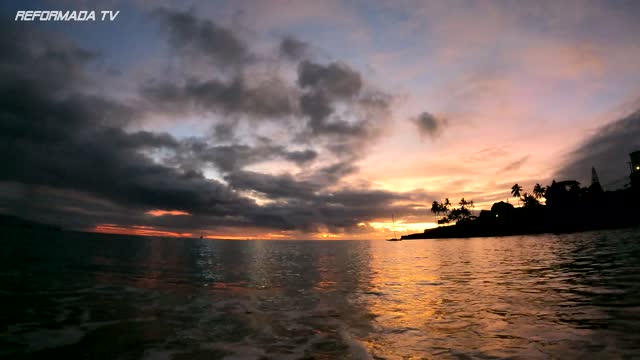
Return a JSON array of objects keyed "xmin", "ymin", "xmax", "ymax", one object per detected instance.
[{"xmin": 1, "ymin": 228, "xmax": 640, "ymax": 359}]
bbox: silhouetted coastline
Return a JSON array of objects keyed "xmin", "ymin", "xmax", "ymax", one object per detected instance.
[
  {"xmin": 403, "ymin": 151, "xmax": 640, "ymax": 240},
  {"xmin": 0, "ymin": 214, "xmax": 62, "ymax": 232}
]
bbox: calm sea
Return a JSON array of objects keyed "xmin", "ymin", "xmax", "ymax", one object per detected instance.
[{"xmin": 1, "ymin": 227, "xmax": 640, "ymax": 359}]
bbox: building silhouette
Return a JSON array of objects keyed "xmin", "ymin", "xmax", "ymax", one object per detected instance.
[{"xmin": 631, "ymin": 151, "xmax": 640, "ymax": 189}]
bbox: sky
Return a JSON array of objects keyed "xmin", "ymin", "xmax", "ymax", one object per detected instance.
[{"xmin": 1, "ymin": 0, "xmax": 640, "ymax": 239}]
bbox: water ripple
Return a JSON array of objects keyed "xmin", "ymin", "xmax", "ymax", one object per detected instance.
[{"xmin": 1, "ymin": 228, "xmax": 640, "ymax": 358}]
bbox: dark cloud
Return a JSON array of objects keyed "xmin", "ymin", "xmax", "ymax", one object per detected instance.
[
  {"xmin": 284, "ymin": 149, "xmax": 318, "ymax": 164},
  {"xmin": 555, "ymin": 110, "xmax": 640, "ymax": 187},
  {"xmin": 295, "ymin": 61, "xmax": 389, "ymax": 159},
  {"xmin": 154, "ymin": 8, "xmax": 251, "ymax": 67},
  {"xmin": 213, "ymin": 123, "xmax": 236, "ymax": 142},
  {"xmin": 279, "ymin": 36, "xmax": 309, "ymax": 60},
  {"xmin": 0, "ymin": 23, "xmax": 96, "ymax": 95},
  {"xmin": 223, "ymin": 170, "xmax": 426, "ymax": 233},
  {"xmin": 0, "ymin": 14, "xmax": 401, "ymax": 236},
  {"xmin": 299, "ymin": 91, "xmax": 335, "ymax": 131},
  {"xmin": 414, "ymin": 112, "xmax": 448, "ymax": 139},
  {"xmin": 298, "ymin": 60, "xmax": 362, "ymax": 99},
  {"xmin": 143, "ymin": 44, "xmax": 390, "ymax": 161},
  {"xmin": 318, "ymin": 189, "xmax": 401, "ymax": 209},
  {"xmin": 144, "ymin": 9, "xmax": 388, "ymax": 184},
  {"xmin": 225, "ymin": 160, "xmax": 356, "ymax": 202},
  {"xmin": 499, "ymin": 155, "xmax": 531, "ymax": 173},
  {"xmin": 149, "ymin": 8, "xmax": 295, "ymax": 119},
  {"xmin": 142, "ymin": 76, "xmax": 296, "ymax": 119},
  {"xmin": 176, "ymin": 141, "xmax": 317, "ymax": 173},
  {"xmin": 0, "ymin": 24, "xmax": 250, "ymax": 222},
  {"xmin": 309, "ymin": 161, "xmax": 359, "ymax": 186},
  {"xmin": 225, "ymin": 171, "xmax": 319, "ymax": 200}
]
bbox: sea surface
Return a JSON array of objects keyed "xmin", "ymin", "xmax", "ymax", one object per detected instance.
[{"xmin": 1, "ymin": 227, "xmax": 640, "ymax": 359}]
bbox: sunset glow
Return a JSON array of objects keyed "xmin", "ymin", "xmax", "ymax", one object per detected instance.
[
  {"xmin": 146, "ymin": 210, "xmax": 191, "ymax": 217},
  {"xmin": 4, "ymin": 2, "xmax": 640, "ymax": 359},
  {"xmin": 2, "ymin": 1, "xmax": 639, "ymax": 239},
  {"xmin": 94, "ymin": 224, "xmax": 193, "ymax": 238}
]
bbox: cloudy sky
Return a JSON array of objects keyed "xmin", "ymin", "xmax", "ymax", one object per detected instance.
[{"xmin": 1, "ymin": 0, "xmax": 640, "ymax": 239}]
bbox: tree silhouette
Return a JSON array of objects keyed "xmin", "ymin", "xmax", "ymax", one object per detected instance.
[
  {"xmin": 442, "ymin": 199, "xmax": 451, "ymax": 224},
  {"xmin": 533, "ymin": 183, "xmax": 545, "ymax": 199},
  {"xmin": 521, "ymin": 192, "xmax": 541, "ymax": 208},
  {"xmin": 448, "ymin": 207, "xmax": 471, "ymax": 223},
  {"xmin": 569, "ymin": 182, "xmax": 581, "ymax": 194},
  {"xmin": 447, "ymin": 197, "xmax": 474, "ymax": 224},
  {"xmin": 430, "ymin": 199, "xmax": 454, "ymax": 226},
  {"xmin": 511, "ymin": 183, "xmax": 523, "ymax": 206},
  {"xmin": 431, "ymin": 201, "xmax": 441, "ymax": 225}
]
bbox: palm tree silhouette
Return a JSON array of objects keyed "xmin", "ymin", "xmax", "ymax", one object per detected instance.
[
  {"xmin": 511, "ymin": 183, "xmax": 523, "ymax": 206},
  {"xmin": 533, "ymin": 183, "xmax": 545, "ymax": 199},
  {"xmin": 442, "ymin": 198, "xmax": 451, "ymax": 225},
  {"xmin": 431, "ymin": 201, "xmax": 441, "ymax": 224}
]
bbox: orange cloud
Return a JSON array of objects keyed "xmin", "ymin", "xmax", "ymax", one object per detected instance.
[{"xmin": 146, "ymin": 209, "xmax": 191, "ymax": 217}]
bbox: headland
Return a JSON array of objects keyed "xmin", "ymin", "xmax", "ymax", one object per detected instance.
[{"xmin": 403, "ymin": 151, "xmax": 640, "ymax": 240}]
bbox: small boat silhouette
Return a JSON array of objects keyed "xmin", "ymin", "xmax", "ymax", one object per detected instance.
[{"xmin": 386, "ymin": 214, "xmax": 402, "ymax": 241}]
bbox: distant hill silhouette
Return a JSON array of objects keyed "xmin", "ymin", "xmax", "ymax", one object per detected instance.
[{"xmin": 0, "ymin": 214, "xmax": 62, "ymax": 232}]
